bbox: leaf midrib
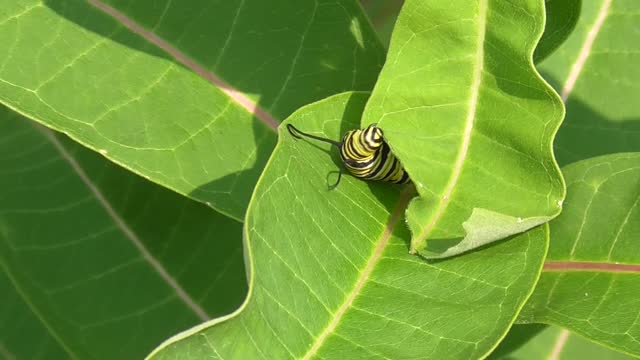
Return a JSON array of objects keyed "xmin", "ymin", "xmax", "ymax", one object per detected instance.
[
  {"xmin": 37, "ymin": 124, "xmax": 210, "ymax": 321},
  {"xmin": 412, "ymin": 0, "xmax": 488, "ymax": 251},
  {"xmin": 549, "ymin": 329, "xmax": 571, "ymax": 360},
  {"xmin": 302, "ymin": 187, "xmax": 415, "ymax": 359},
  {"xmin": 544, "ymin": 261, "xmax": 640, "ymax": 273},
  {"xmin": 560, "ymin": 0, "xmax": 612, "ymax": 101},
  {"xmin": 88, "ymin": 0, "xmax": 279, "ymax": 130}
]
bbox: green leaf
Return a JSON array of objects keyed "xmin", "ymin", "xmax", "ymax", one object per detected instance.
[
  {"xmin": 534, "ymin": 0, "xmax": 582, "ymax": 63},
  {"xmin": 0, "ymin": 105, "xmax": 246, "ymax": 359},
  {"xmin": 488, "ymin": 324, "xmax": 549, "ymax": 359},
  {"xmin": 518, "ymin": 153, "xmax": 640, "ymax": 357},
  {"xmin": 537, "ymin": 0, "xmax": 640, "ymax": 166},
  {"xmin": 147, "ymin": 92, "xmax": 549, "ymax": 360},
  {"xmin": 360, "ymin": 0, "xmax": 565, "ymax": 257},
  {"xmin": 493, "ymin": 325, "xmax": 635, "ymax": 359},
  {"xmin": 520, "ymin": 1, "xmax": 640, "ymax": 355},
  {"xmin": 0, "ymin": 271, "xmax": 68, "ymax": 359},
  {"xmin": 0, "ymin": 0, "xmax": 385, "ymax": 219}
]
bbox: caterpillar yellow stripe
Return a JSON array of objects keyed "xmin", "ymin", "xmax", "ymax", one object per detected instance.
[{"xmin": 287, "ymin": 124, "xmax": 411, "ymax": 186}]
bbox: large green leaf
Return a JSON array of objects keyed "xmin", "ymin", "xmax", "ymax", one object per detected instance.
[
  {"xmin": 493, "ymin": 325, "xmax": 635, "ymax": 359},
  {"xmin": 147, "ymin": 92, "xmax": 548, "ymax": 360},
  {"xmin": 537, "ymin": 0, "xmax": 640, "ymax": 165},
  {"xmin": 0, "ymin": 106, "xmax": 246, "ymax": 359},
  {"xmin": 0, "ymin": 0, "xmax": 385, "ymax": 220},
  {"xmin": 361, "ymin": 0, "xmax": 565, "ymax": 258},
  {"xmin": 518, "ymin": 153, "xmax": 640, "ymax": 357}
]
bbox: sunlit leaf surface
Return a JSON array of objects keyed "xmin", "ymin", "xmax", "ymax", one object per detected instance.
[
  {"xmin": 147, "ymin": 92, "xmax": 549, "ymax": 360},
  {"xmin": 520, "ymin": 154, "xmax": 640, "ymax": 357},
  {"xmin": 361, "ymin": 0, "xmax": 565, "ymax": 257},
  {"xmin": 0, "ymin": 0, "xmax": 385, "ymax": 219}
]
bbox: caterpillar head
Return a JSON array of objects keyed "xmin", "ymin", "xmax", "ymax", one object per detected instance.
[{"xmin": 364, "ymin": 124, "xmax": 384, "ymax": 148}]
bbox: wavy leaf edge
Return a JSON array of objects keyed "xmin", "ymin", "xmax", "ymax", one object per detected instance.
[
  {"xmin": 365, "ymin": 0, "xmax": 567, "ymax": 257},
  {"xmin": 144, "ymin": 91, "xmax": 375, "ymax": 359}
]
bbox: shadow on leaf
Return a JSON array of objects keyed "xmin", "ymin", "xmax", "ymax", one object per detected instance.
[
  {"xmin": 552, "ymin": 94, "xmax": 640, "ymax": 166},
  {"xmin": 43, "ymin": 0, "xmax": 385, "ymax": 219}
]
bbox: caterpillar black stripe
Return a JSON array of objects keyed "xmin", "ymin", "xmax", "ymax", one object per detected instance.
[{"xmin": 287, "ymin": 124, "xmax": 411, "ymax": 187}]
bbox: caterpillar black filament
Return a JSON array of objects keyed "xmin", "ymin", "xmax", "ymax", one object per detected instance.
[{"xmin": 287, "ymin": 124, "xmax": 411, "ymax": 187}]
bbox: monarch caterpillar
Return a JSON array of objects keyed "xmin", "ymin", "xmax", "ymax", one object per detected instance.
[{"xmin": 287, "ymin": 123, "xmax": 411, "ymax": 187}]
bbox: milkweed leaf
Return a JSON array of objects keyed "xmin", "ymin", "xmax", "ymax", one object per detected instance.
[
  {"xmin": 146, "ymin": 92, "xmax": 549, "ymax": 360},
  {"xmin": 361, "ymin": 0, "xmax": 565, "ymax": 257},
  {"xmin": 518, "ymin": 153, "xmax": 640, "ymax": 357},
  {"xmin": 0, "ymin": 106, "xmax": 246, "ymax": 359},
  {"xmin": 0, "ymin": 0, "xmax": 385, "ymax": 220}
]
